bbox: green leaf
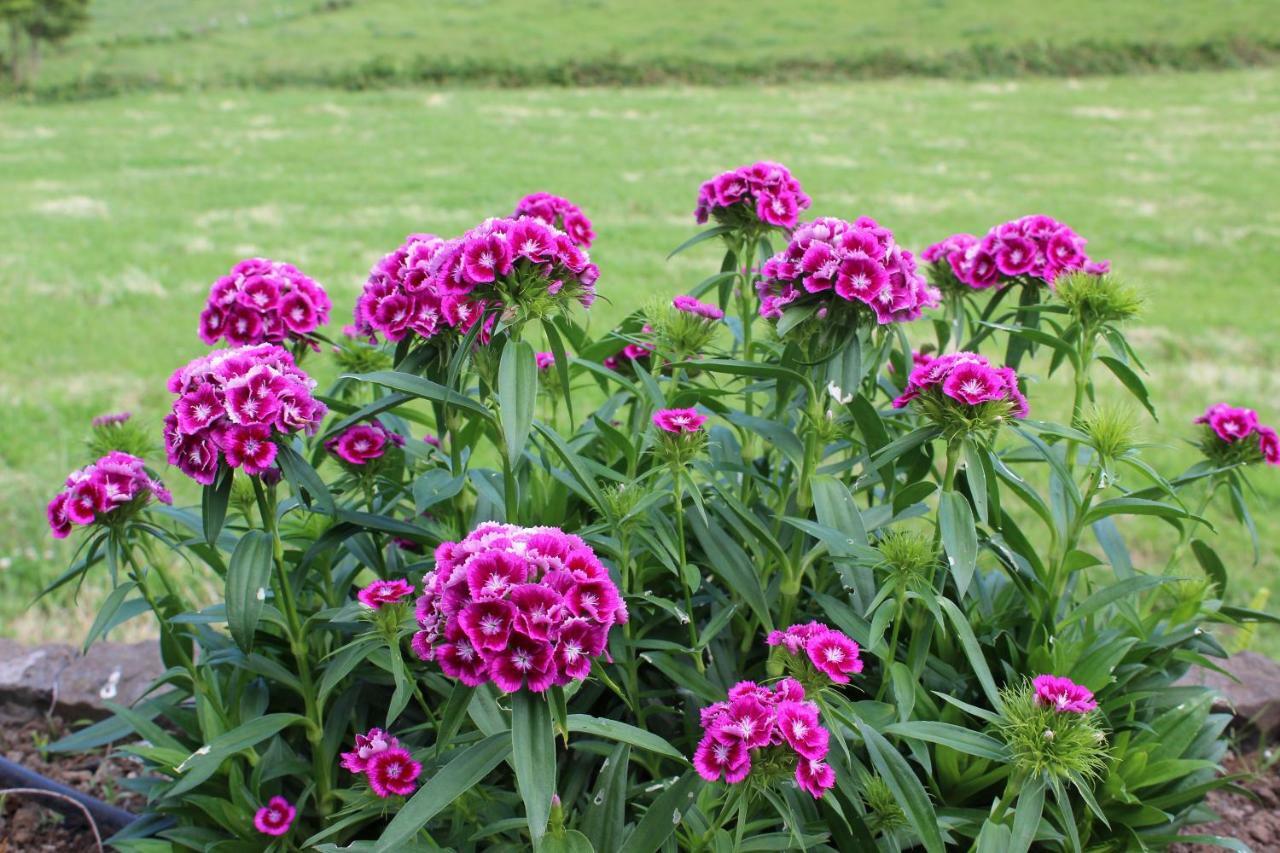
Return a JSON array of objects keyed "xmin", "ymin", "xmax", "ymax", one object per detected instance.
[
  {"xmin": 567, "ymin": 714, "xmax": 684, "ymax": 761},
  {"xmin": 1009, "ymin": 775, "xmax": 1045, "ymax": 853},
  {"xmin": 434, "ymin": 684, "xmax": 475, "ymax": 756},
  {"xmin": 939, "ymin": 491, "xmax": 978, "ymax": 598},
  {"xmin": 1190, "ymin": 539, "xmax": 1228, "ymax": 596},
  {"xmin": 512, "ymin": 691, "xmax": 557, "ymax": 848},
  {"xmin": 1058, "ymin": 575, "xmax": 1168, "ymax": 627},
  {"xmin": 82, "ymin": 581, "xmax": 142, "ymax": 653},
  {"xmin": 202, "ymin": 465, "xmax": 234, "ymax": 546},
  {"xmin": 620, "ymin": 770, "xmax": 701, "ymax": 853},
  {"xmin": 938, "ymin": 598, "xmax": 1004, "ymax": 713},
  {"xmin": 351, "ymin": 370, "xmax": 492, "ymax": 419},
  {"xmin": 225, "ymin": 531, "xmax": 273, "ymax": 654},
  {"xmin": 581, "ymin": 742, "xmax": 629, "ymax": 852},
  {"xmin": 533, "ymin": 422, "xmax": 610, "ymax": 520},
  {"xmin": 858, "ymin": 722, "xmax": 945, "ymax": 853},
  {"xmin": 667, "ymin": 225, "xmax": 733, "ymax": 259},
  {"xmin": 1083, "ymin": 497, "xmax": 1193, "ymax": 525},
  {"xmin": 882, "ymin": 721, "xmax": 1008, "ymax": 762},
  {"xmin": 541, "ymin": 318, "xmax": 576, "ymax": 428},
  {"xmin": 275, "ymin": 444, "xmax": 334, "ymax": 514},
  {"xmin": 413, "ymin": 469, "xmax": 466, "ymax": 515},
  {"xmin": 499, "ymin": 340, "xmax": 539, "ymax": 465},
  {"xmin": 1098, "ymin": 355, "xmax": 1157, "ymax": 420},
  {"xmin": 687, "ymin": 513, "xmax": 773, "ymax": 632},
  {"xmin": 376, "ymin": 734, "xmax": 512, "ymax": 852},
  {"xmin": 542, "ymin": 830, "xmax": 595, "ymax": 853},
  {"xmin": 170, "ymin": 713, "xmax": 306, "ymax": 797}
]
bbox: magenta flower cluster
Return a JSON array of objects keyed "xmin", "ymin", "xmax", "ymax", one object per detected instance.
[
  {"xmin": 163, "ymin": 344, "xmax": 327, "ymax": 485},
  {"xmin": 198, "ymin": 258, "xmax": 331, "ymax": 347},
  {"xmin": 357, "ymin": 579, "xmax": 415, "ymax": 609},
  {"xmin": 672, "ymin": 294, "xmax": 725, "ymax": 320},
  {"xmin": 411, "ymin": 523, "xmax": 628, "ymax": 693},
  {"xmin": 923, "ymin": 215, "xmax": 1108, "ymax": 290},
  {"xmin": 766, "ymin": 622, "xmax": 864, "ymax": 685},
  {"xmin": 513, "ymin": 192, "xmax": 595, "ymax": 248},
  {"xmin": 353, "ymin": 233, "xmax": 451, "ymax": 343},
  {"xmin": 653, "ymin": 407, "xmax": 707, "ymax": 434},
  {"xmin": 47, "ymin": 452, "xmax": 172, "ymax": 539},
  {"xmin": 253, "ymin": 796, "xmax": 296, "ymax": 837},
  {"xmin": 694, "ymin": 161, "xmax": 811, "ymax": 230},
  {"xmin": 1032, "ymin": 675, "xmax": 1098, "ymax": 714},
  {"xmin": 758, "ymin": 216, "xmax": 939, "ymax": 325},
  {"xmin": 693, "ymin": 679, "xmax": 836, "ymax": 799},
  {"xmin": 892, "ymin": 351, "xmax": 1029, "ymax": 417},
  {"xmin": 1196, "ymin": 404, "xmax": 1280, "ymax": 466},
  {"xmin": 325, "ymin": 420, "xmax": 403, "ymax": 466},
  {"xmin": 340, "ymin": 728, "xmax": 422, "ymax": 798}
]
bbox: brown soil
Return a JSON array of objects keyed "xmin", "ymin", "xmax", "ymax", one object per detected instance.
[
  {"xmin": 0, "ymin": 708, "xmax": 143, "ymax": 852},
  {"xmin": 1173, "ymin": 753, "xmax": 1280, "ymax": 852}
]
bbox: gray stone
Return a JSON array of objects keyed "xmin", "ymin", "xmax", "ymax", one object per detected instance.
[
  {"xmin": 0, "ymin": 638, "xmax": 164, "ymax": 720},
  {"xmin": 1181, "ymin": 651, "xmax": 1280, "ymax": 735}
]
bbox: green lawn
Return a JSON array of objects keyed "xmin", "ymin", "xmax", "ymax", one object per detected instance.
[
  {"xmin": 2, "ymin": 70, "xmax": 1278, "ymax": 649},
  {"xmin": 30, "ymin": 0, "xmax": 1280, "ymax": 92}
]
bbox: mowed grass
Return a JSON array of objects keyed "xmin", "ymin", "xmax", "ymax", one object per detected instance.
[
  {"xmin": 37, "ymin": 0, "xmax": 1280, "ymax": 91},
  {"xmin": 1, "ymin": 70, "xmax": 1278, "ymax": 650}
]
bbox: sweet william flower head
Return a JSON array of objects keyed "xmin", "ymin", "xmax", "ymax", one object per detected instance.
[
  {"xmin": 340, "ymin": 727, "xmax": 400, "ymax": 774},
  {"xmin": 325, "ymin": 420, "xmax": 403, "ymax": 467},
  {"xmin": 513, "ymin": 192, "xmax": 595, "ymax": 248},
  {"xmin": 253, "ymin": 796, "xmax": 296, "ymax": 837},
  {"xmin": 1033, "ymin": 674, "xmax": 1098, "ymax": 714},
  {"xmin": 199, "ymin": 258, "xmax": 330, "ymax": 348},
  {"xmin": 1195, "ymin": 403, "xmax": 1279, "ymax": 468},
  {"xmin": 47, "ymin": 452, "xmax": 172, "ymax": 539},
  {"xmin": 893, "ymin": 351, "xmax": 1027, "ymax": 438},
  {"xmin": 365, "ymin": 747, "xmax": 422, "ymax": 798},
  {"xmin": 931, "ymin": 215, "xmax": 1106, "ymax": 291},
  {"xmin": 412, "ymin": 524, "xmax": 625, "ymax": 693},
  {"xmin": 758, "ymin": 216, "xmax": 937, "ymax": 336},
  {"xmin": 999, "ymin": 678, "xmax": 1107, "ymax": 784},
  {"xmin": 768, "ymin": 622, "xmax": 863, "ymax": 688},
  {"xmin": 652, "ymin": 407, "xmax": 707, "ymax": 435},
  {"xmin": 164, "ymin": 344, "xmax": 326, "ymax": 484},
  {"xmin": 695, "ymin": 161, "xmax": 810, "ymax": 231},
  {"xmin": 357, "ymin": 579, "xmax": 415, "ymax": 609}
]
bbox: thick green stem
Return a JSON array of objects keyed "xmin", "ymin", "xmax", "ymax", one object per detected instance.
[
  {"xmin": 989, "ymin": 769, "xmax": 1027, "ymax": 826},
  {"xmin": 252, "ymin": 477, "xmax": 332, "ymax": 816},
  {"xmin": 1064, "ymin": 330, "xmax": 1097, "ymax": 476}
]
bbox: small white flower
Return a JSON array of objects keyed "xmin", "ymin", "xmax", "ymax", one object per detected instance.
[
  {"xmin": 826, "ymin": 381, "xmax": 853, "ymax": 405},
  {"xmin": 1042, "ymin": 729, "xmax": 1055, "ymax": 742}
]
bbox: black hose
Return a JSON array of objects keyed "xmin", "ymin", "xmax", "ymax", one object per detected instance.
[{"xmin": 0, "ymin": 754, "xmax": 139, "ymax": 834}]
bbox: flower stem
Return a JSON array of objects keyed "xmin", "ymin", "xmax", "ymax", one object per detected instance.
[
  {"xmin": 251, "ymin": 476, "xmax": 332, "ymax": 816},
  {"xmin": 671, "ymin": 471, "xmax": 703, "ymax": 671}
]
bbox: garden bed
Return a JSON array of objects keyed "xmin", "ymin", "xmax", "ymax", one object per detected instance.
[{"xmin": 0, "ymin": 706, "xmax": 142, "ymax": 851}]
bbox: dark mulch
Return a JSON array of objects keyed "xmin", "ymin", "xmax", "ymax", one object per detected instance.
[{"xmin": 0, "ymin": 707, "xmax": 143, "ymax": 852}]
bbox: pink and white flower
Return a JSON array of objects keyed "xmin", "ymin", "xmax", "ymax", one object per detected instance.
[
  {"xmin": 46, "ymin": 452, "xmax": 172, "ymax": 539},
  {"xmin": 695, "ymin": 162, "xmax": 811, "ymax": 230},
  {"xmin": 253, "ymin": 796, "xmax": 296, "ymax": 837},
  {"xmin": 1033, "ymin": 674, "xmax": 1098, "ymax": 714},
  {"xmin": 357, "ymin": 579, "xmax": 415, "ymax": 609},
  {"xmin": 412, "ymin": 524, "xmax": 626, "ymax": 693},
  {"xmin": 514, "ymin": 192, "xmax": 595, "ymax": 248},
  {"xmin": 652, "ymin": 407, "xmax": 707, "ymax": 434},
  {"xmin": 199, "ymin": 258, "xmax": 330, "ymax": 347}
]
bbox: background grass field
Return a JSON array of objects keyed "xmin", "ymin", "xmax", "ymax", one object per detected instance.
[{"xmin": 2, "ymin": 2, "xmax": 1279, "ymax": 652}]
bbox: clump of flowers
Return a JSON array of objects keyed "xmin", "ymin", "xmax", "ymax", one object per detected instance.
[
  {"xmin": 998, "ymin": 676, "xmax": 1107, "ymax": 785},
  {"xmin": 766, "ymin": 622, "xmax": 864, "ymax": 686},
  {"xmin": 341, "ymin": 728, "xmax": 422, "ymax": 798},
  {"xmin": 693, "ymin": 679, "xmax": 836, "ymax": 798},
  {"xmin": 411, "ymin": 523, "xmax": 627, "ymax": 693},
  {"xmin": 253, "ymin": 796, "xmax": 296, "ymax": 837},
  {"xmin": 513, "ymin": 192, "xmax": 595, "ymax": 248},
  {"xmin": 325, "ymin": 420, "xmax": 404, "ymax": 467},
  {"xmin": 428, "ymin": 216, "xmax": 600, "ymax": 325},
  {"xmin": 920, "ymin": 232, "xmax": 979, "ymax": 293},
  {"xmin": 357, "ymin": 579, "xmax": 415, "ymax": 609},
  {"xmin": 198, "ymin": 258, "xmax": 331, "ymax": 347},
  {"xmin": 1195, "ymin": 404, "xmax": 1280, "ymax": 468},
  {"xmin": 892, "ymin": 352, "xmax": 1028, "ymax": 432},
  {"xmin": 163, "ymin": 344, "xmax": 327, "ymax": 485},
  {"xmin": 757, "ymin": 216, "xmax": 938, "ymax": 329},
  {"xmin": 354, "ymin": 233, "xmax": 452, "ymax": 343},
  {"xmin": 694, "ymin": 162, "xmax": 811, "ymax": 230},
  {"xmin": 926, "ymin": 215, "xmax": 1109, "ymax": 291},
  {"xmin": 47, "ymin": 452, "xmax": 172, "ymax": 539}
]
